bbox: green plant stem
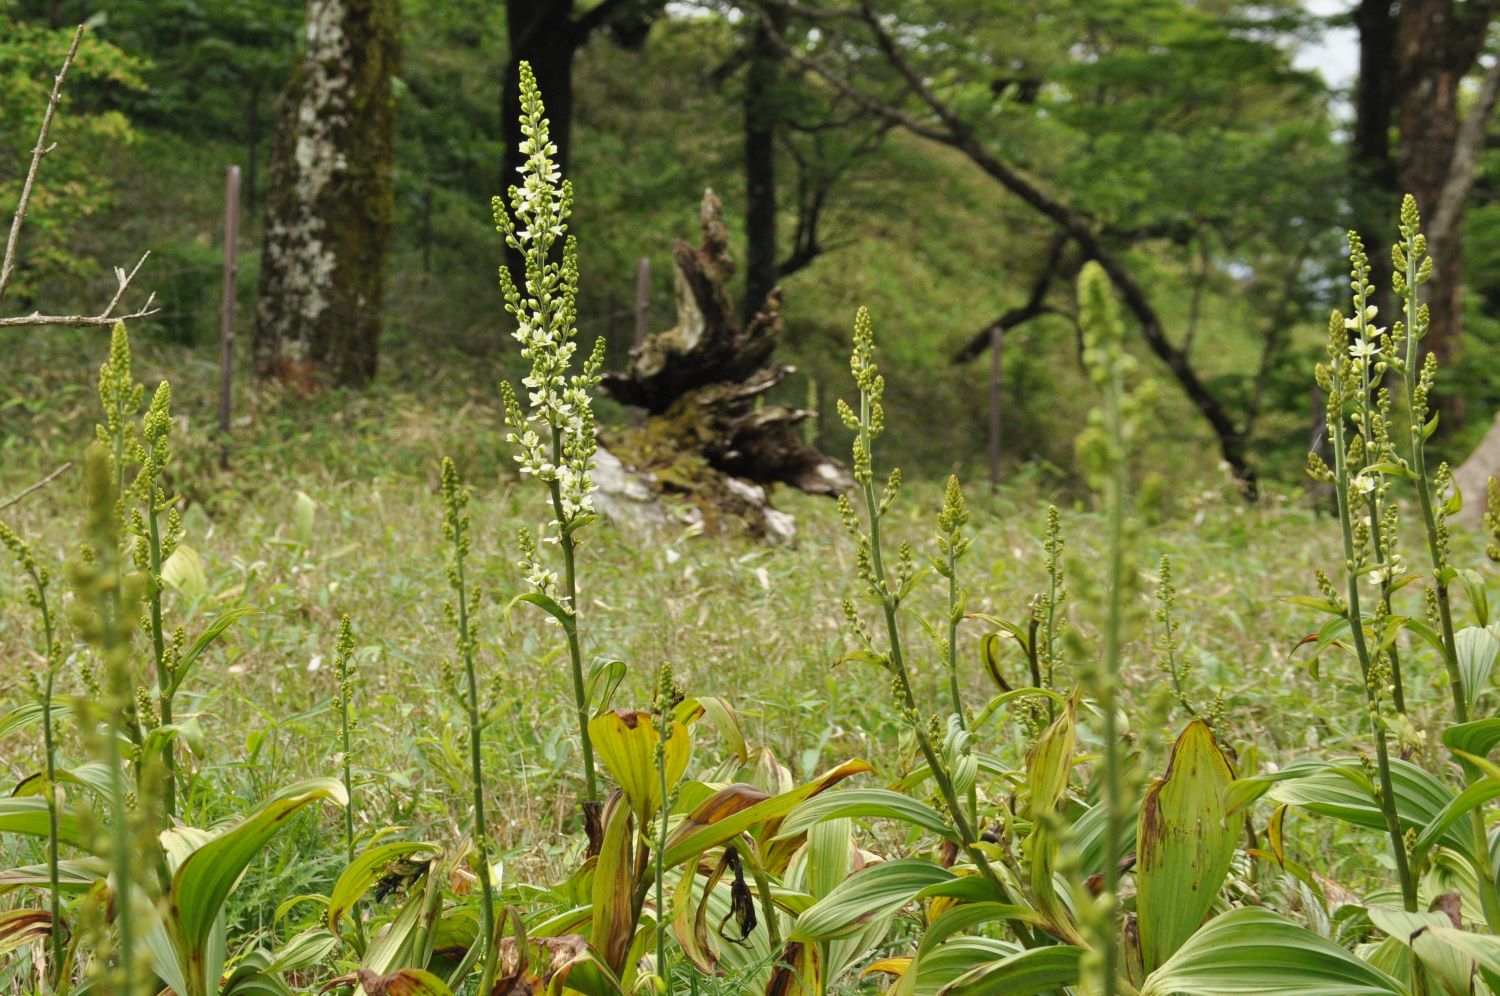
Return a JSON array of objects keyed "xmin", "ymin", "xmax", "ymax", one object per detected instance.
[
  {"xmin": 32, "ymin": 572, "xmax": 64, "ymax": 986},
  {"xmin": 857, "ymin": 396, "xmax": 1020, "ymax": 931},
  {"xmin": 146, "ymin": 497, "xmax": 175, "ymax": 819},
  {"xmin": 1330, "ymin": 404, "xmax": 1418, "ymax": 912},
  {"xmin": 1097, "ymin": 358, "xmax": 1127, "ymax": 996},
  {"xmin": 549, "ymin": 432, "xmax": 598, "ymax": 805},
  {"xmin": 943, "ymin": 542, "xmax": 979, "ymax": 825},
  {"xmin": 655, "ymin": 727, "xmax": 670, "ymax": 981},
  {"xmin": 1399, "ymin": 248, "xmax": 1500, "ymax": 930},
  {"xmin": 337, "ymin": 684, "xmax": 367, "ymax": 951},
  {"xmin": 455, "ymin": 549, "xmax": 499, "ymax": 994}
]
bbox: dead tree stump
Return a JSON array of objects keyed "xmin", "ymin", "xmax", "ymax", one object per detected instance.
[{"xmin": 597, "ymin": 190, "xmax": 852, "ymax": 542}]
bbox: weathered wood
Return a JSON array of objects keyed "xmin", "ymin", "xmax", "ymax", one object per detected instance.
[{"xmin": 599, "ymin": 190, "xmax": 852, "ymax": 541}]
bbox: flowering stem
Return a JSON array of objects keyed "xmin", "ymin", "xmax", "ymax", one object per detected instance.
[
  {"xmin": 1396, "ymin": 213, "xmax": 1500, "ymax": 929},
  {"xmin": 147, "ymin": 495, "xmax": 176, "ymax": 820},
  {"xmin": 854, "ymin": 378, "xmax": 1017, "ymax": 925},
  {"xmin": 549, "ymin": 454, "xmax": 597, "ymax": 805},
  {"xmin": 456, "ymin": 548, "xmax": 499, "ymax": 993},
  {"xmin": 1097, "ymin": 346, "xmax": 1127, "ymax": 996},
  {"xmin": 1328, "ymin": 340, "xmax": 1417, "ymax": 912}
]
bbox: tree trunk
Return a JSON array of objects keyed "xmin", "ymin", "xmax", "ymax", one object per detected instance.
[
  {"xmin": 1396, "ymin": 0, "xmax": 1466, "ymax": 422},
  {"xmin": 742, "ymin": 12, "xmax": 782, "ymax": 324},
  {"xmin": 599, "ymin": 191, "xmax": 852, "ymax": 542},
  {"xmin": 1350, "ymin": 0, "xmax": 1399, "ymax": 315},
  {"xmin": 504, "ymin": 1, "xmax": 577, "ymax": 202},
  {"xmin": 254, "ymin": 0, "xmax": 399, "ymax": 389}
]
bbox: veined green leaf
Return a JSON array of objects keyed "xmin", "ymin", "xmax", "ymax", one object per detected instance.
[
  {"xmin": 1266, "ymin": 758, "xmax": 1465, "ymax": 853},
  {"xmin": 589, "ymin": 709, "xmax": 691, "ymax": 823},
  {"xmin": 589, "ymin": 793, "xmax": 637, "ymax": 975},
  {"xmin": 939, "ymin": 944, "xmax": 1084, "ymax": 996},
  {"xmin": 0, "ymin": 701, "xmax": 71, "ymax": 742},
  {"xmin": 0, "ymin": 796, "xmax": 90, "ymax": 849},
  {"xmin": 170, "ymin": 605, "xmax": 259, "ymax": 695},
  {"xmin": 775, "ymin": 789, "xmax": 957, "ymax": 842},
  {"xmin": 1024, "ymin": 694, "xmax": 1075, "ymax": 818},
  {"xmin": 788, "ymin": 859, "xmax": 953, "ymax": 942},
  {"xmin": 1443, "ymin": 718, "xmax": 1500, "ymax": 758},
  {"xmin": 1137, "ymin": 720, "xmax": 1237, "ymax": 972},
  {"xmin": 169, "ymin": 779, "xmax": 346, "ymax": 972},
  {"xmin": 1455, "ymin": 626, "xmax": 1499, "ymax": 714},
  {"xmin": 1140, "ymin": 907, "xmax": 1406, "ymax": 995},
  {"xmin": 1411, "ymin": 777, "xmax": 1500, "ymax": 863},
  {"xmin": 1366, "ymin": 908, "xmax": 1472, "ymax": 996}
]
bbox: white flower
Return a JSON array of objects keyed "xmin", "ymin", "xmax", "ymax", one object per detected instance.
[
  {"xmin": 1349, "ymin": 338, "xmax": 1381, "ymax": 361},
  {"xmin": 1352, "ymin": 474, "xmax": 1375, "ymax": 495}
]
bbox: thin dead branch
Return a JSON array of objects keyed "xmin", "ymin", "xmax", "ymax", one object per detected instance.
[
  {"xmin": 0, "ymin": 462, "xmax": 74, "ymax": 513},
  {"xmin": 0, "ymin": 25, "xmax": 158, "ymax": 329}
]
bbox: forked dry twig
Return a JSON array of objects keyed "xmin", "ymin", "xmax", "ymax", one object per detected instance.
[{"xmin": 0, "ymin": 24, "xmax": 158, "ymax": 329}]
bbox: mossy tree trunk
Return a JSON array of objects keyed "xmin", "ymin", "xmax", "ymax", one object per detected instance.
[{"xmin": 254, "ymin": 0, "xmax": 398, "ymax": 389}]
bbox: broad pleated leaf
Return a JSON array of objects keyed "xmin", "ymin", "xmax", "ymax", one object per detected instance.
[
  {"xmin": 776, "ymin": 789, "xmax": 957, "ymax": 841},
  {"xmin": 939, "ymin": 944, "xmax": 1084, "ymax": 995},
  {"xmin": 1456, "ymin": 626, "xmax": 1500, "ymax": 713},
  {"xmin": 0, "ymin": 796, "xmax": 90, "ymax": 849},
  {"xmin": 662, "ymin": 759, "xmax": 872, "ymax": 869},
  {"xmin": 1444, "ymin": 717, "xmax": 1500, "ymax": 758},
  {"xmin": 169, "ymin": 778, "xmax": 346, "ymax": 969},
  {"xmin": 1266, "ymin": 758, "xmax": 1464, "ymax": 852},
  {"xmin": 1136, "ymin": 720, "xmax": 1237, "ymax": 971},
  {"xmin": 789, "ymin": 859, "xmax": 952, "ymax": 942},
  {"xmin": 589, "ymin": 793, "xmax": 637, "ymax": 975},
  {"xmin": 1140, "ymin": 907, "xmax": 1406, "ymax": 995}
]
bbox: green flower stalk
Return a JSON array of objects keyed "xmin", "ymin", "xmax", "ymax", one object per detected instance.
[
  {"xmin": 495, "ymin": 61, "xmax": 607, "ymax": 809},
  {"xmin": 1154, "ymin": 556, "xmax": 1196, "ymax": 720},
  {"xmin": 1389, "ymin": 196, "xmax": 1500, "ymax": 928},
  {"xmin": 439, "ymin": 458, "xmax": 499, "ymax": 992},
  {"xmin": 836, "ymin": 307, "xmax": 1014, "ymax": 915},
  {"xmin": 1073, "ymin": 262, "xmax": 1148, "ymax": 994},
  {"xmin": 1316, "ymin": 277, "xmax": 1417, "ymax": 911},
  {"xmin": 1342, "ymin": 232, "xmax": 1408, "ymax": 715},
  {"xmin": 935, "ymin": 475, "xmax": 972, "ymax": 726},
  {"xmin": 331, "ymin": 613, "xmax": 368, "ymax": 950},
  {"xmin": 1, "ymin": 520, "xmax": 65, "ymax": 982},
  {"xmin": 94, "ymin": 324, "xmax": 146, "ymax": 756},
  {"xmin": 68, "ymin": 443, "xmax": 149, "ymax": 995},
  {"xmin": 132, "ymin": 379, "xmax": 183, "ymax": 819}
]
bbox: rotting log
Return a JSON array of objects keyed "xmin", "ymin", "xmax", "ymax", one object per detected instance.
[{"xmin": 597, "ymin": 190, "xmax": 852, "ymax": 543}]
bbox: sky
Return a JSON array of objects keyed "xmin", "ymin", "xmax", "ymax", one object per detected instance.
[{"xmin": 1292, "ymin": 0, "xmax": 1361, "ymax": 94}]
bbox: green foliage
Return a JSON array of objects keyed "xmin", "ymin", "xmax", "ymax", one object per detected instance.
[{"xmin": 14, "ymin": 53, "xmax": 1500, "ymax": 996}]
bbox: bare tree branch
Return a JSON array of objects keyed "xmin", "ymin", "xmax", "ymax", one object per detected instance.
[
  {"xmin": 0, "ymin": 25, "xmax": 84, "ymax": 308},
  {"xmin": 1429, "ymin": 54, "xmax": 1500, "ymax": 262},
  {"xmin": 0, "ymin": 252, "xmax": 158, "ymax": 328},
  {"xmin": 953, "ymin": 233, "xmax": 1074, "ymax": 362},
  {"xmin": 0, "ymin": 25, "xmax": 159, "ymax": 331},
  {"xmin": 770, "ymin": 1, "xmax": 1258, "ymax": 490},
  {"xmin": 0, "ymin": 462, "xmax": 73, "ymax": 513}
]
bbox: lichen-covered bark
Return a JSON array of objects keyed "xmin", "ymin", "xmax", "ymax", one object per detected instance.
[{"xmin": 254, "ymin": 0, "xmax": 398, "ymax": 389}]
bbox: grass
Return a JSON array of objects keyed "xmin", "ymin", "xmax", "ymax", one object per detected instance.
[{"xmin": 6, "ymin": 321, "xmax": 1473, "ymax": 950}]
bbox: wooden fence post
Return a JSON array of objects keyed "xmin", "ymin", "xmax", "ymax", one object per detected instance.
[{"xmin": 218, "ymin": 165, "xmax": 241, "ymax": 469}]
